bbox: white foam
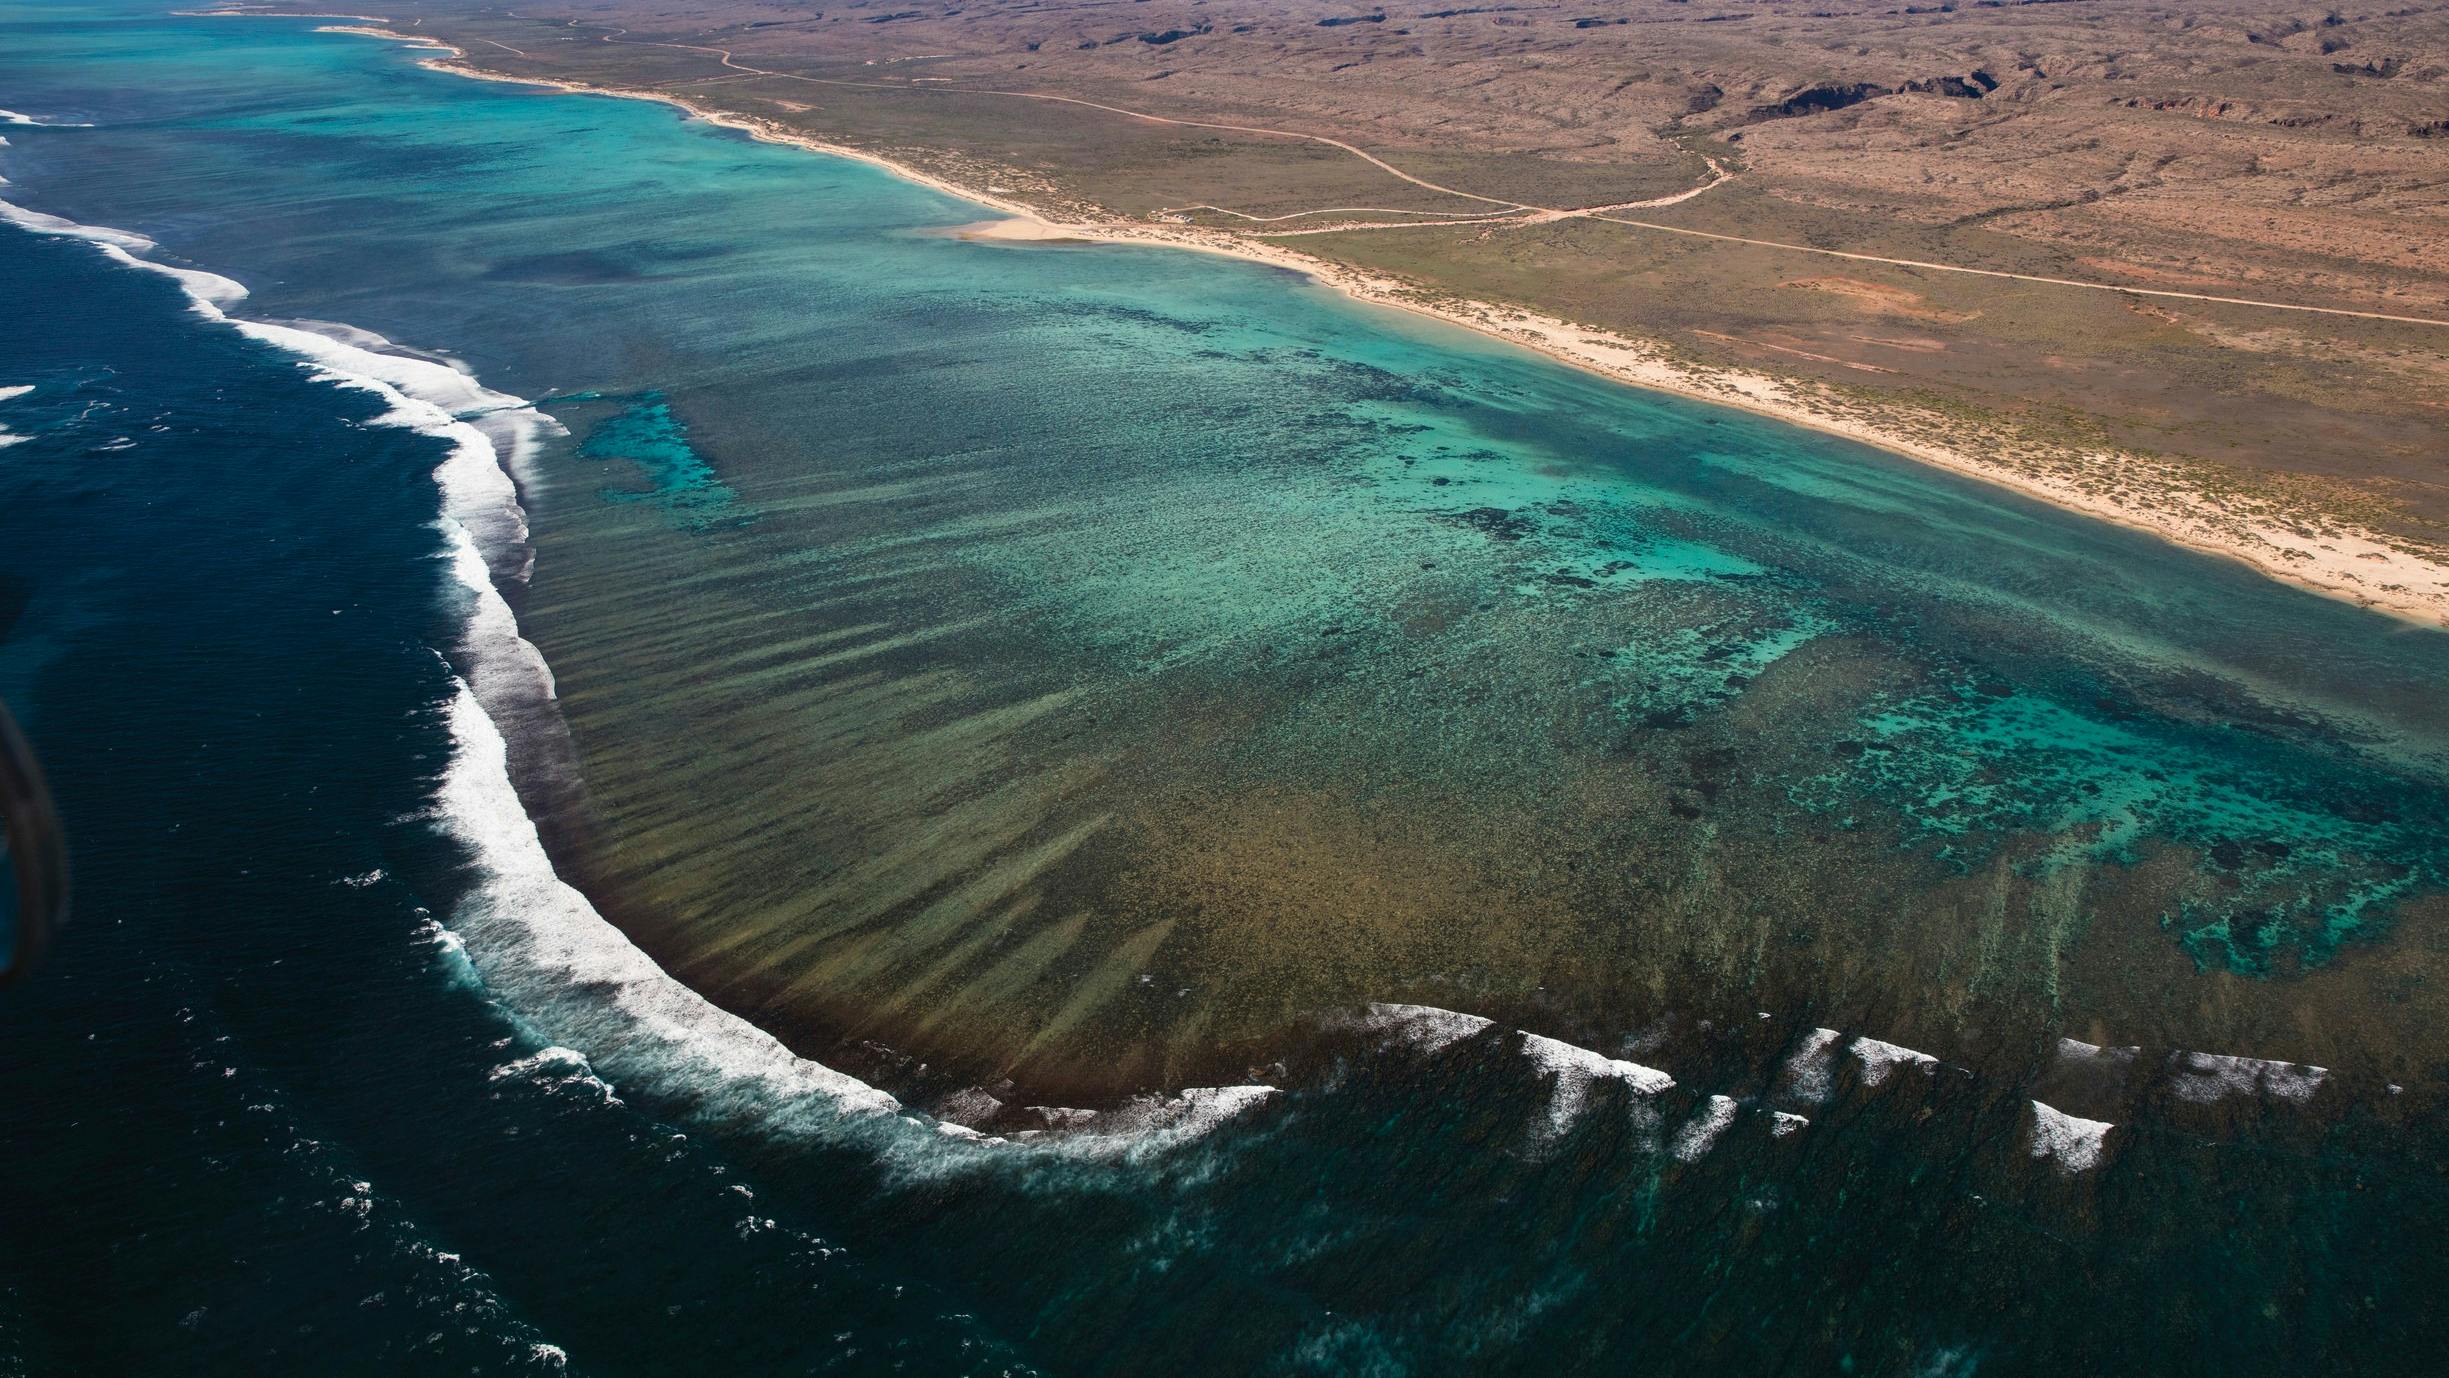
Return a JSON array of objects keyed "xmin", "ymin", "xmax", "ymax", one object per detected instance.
[
  {"xmin": 438, "ymin": 686, "xmax": 905, "ymax": 1125},
  {"xmin": 1518, "ymin": 1030, "xmax": 1673, "ymax": 1133},
  {"xmin": 1, "ymin": 192, "xmax": 935, "ymax": 1129},
  {"xmin": 12, "ymin": 189, "xmax": 1291, "ymax": 1165},
  {"xmin": 0, "ymin": 378, "xmax": 44, "ymax": 449},
  {"xmin": 0, "ymin": 110, "xmax": 94, "ymax": 128},
  {"xmin": 987, "ymin": 1085, "xmax": 1280, "ymax": 1160},
  {"xmin": 6, "ymin": 196, "xmax": 277, "ymax": 316},
  {"xmin": 1519, "ymin": 1033, "xmax": 1676, "ymax": 1096},
  {"xmin": 1099, "ymin": 1085, "xmax": 1279, "ymax": 1140},
  {"xmin": 1775, "ymin": 1027, "xmax": 1844, "ymax": 1105},
  {"xmin": 1768, "ymin": 1110, "xmax": 1810, "ymax": 1139},
  {"xmin": 1849, "ymin": 1035, "xmax": 1940, "ymax": 1088},
  {"xmin": 2028, "ymin": 1100, "xmax": 2113, "ymax": 1173},
  {"xmin": 120, "ymin": 249, "xmax": 250, "ymax": 309},
  {"xmin": 1668, "ymin": 1094, "xmax": 1740, "ymax": 1162},
  {"xmin": 1353, "ymin": 1002, "xmax": 1496, "ymax": 1054},
  {"xmin": 285, "ymin": 316, "xmax": 414, "ymax": 353},
  {"xmin": 411, "ymin": 914, "xmax": 482, "ymax": 986},
  {"xmin": 0, "ymin": 199, "xmax": 154, "ymax": 250},
  {"xmin": 2166, "ymin": 1050, "xmax": 2328, "ymax": 1105},
  {"xmin": 933, "ymin": 1086, "xmax": 1005, "ymax": 1127},
  {"xmin": 489, "ymin": 1045, "xmax": 621, "ymax": 1106},
  {"xmin": 1016, "ymin": 1105, "xmax": 1102, "ymax": 1133},
  {"xmin": 2053, "ymin": 1036, "xmax": 2140, "ymax": 1070},
  {"xmin": 1350, "ymin": 1005, "xmax": 1672, "ymax": 1135}
]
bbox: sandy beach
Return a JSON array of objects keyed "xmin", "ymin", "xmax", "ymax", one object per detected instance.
[{"xmin": 288, "ymin": 18, "xmax": 2449, "ymax": 630}]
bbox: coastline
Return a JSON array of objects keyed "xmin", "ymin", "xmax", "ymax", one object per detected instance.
[
  {"xmin": 299, "ymin": 18, "xmax": 2449, "ymax": 631},
  {"xmin": 20, "ymin": 19, "xmax": 2449, "ymax": 1370}
]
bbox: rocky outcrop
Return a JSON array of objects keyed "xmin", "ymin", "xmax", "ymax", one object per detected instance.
[
  {"xmin": 1754, "ymin": 81, "xmax": 1891, "ymax": 118},
  {"xmin": 1904, "ymin": 69, "xmax": 1999, "ymax": 98},
  {"xmin": 2113, "ymin": 93, "xmax": 2370, "ymax": 131},
  {"xmin": 1748, "ymin": 70, "xmax": 1992, "ymax": 121},
  {"xmin": 2331, "ymin": 56, "xmax": 2403, "ymax": 78}
]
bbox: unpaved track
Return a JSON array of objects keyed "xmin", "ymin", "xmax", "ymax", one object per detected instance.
[
  {"xmin": 592, "ymin": 30, "xmax": 1537, "ymax": 206},
  {"xmin": 554, "ymin": 24, "xmax": 2449, "ymax": 329}
]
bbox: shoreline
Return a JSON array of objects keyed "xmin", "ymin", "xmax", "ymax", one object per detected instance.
[
  {"xmin": 294, "ymin": 19, "xmax": 2449, "ymax": 630},
  {"xmin": 95, "ymin": 10, "xmax": 2449, "ymax": 1114}
]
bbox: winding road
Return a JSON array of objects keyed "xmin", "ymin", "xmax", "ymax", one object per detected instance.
[{"xmin": 510, "ymin": 20, "xmax": 2449, "ymax": 329}]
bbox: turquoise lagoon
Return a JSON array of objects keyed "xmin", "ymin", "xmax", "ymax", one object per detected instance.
[{"xmin": 3, "ymin": 3, "xmax": 2449, "ymax": 1372}]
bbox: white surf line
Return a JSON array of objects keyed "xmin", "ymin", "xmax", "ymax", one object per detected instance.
[
  {"xmin": 0, "ymin": 109, "xmax": 94, "ymax": 128},
  {"xmin": 2166, "ymin": 1050, "xmax": 2329, "ymax": 1105},
  {"xmin": 0, "ymin": 381, "xmax": 34, "ymax": 446},
  {"xmin": 229, "ymin": 21, "xmax": 2447, "ymax": 1144},
  {"xmin": 2028, "ymin": 1101, "xmax": 2114, "ymax": 1174},
  {"xmin": 1349, "ymin": 1004, "xmax": 1676, "ymax": 1149},
  {"xmin": 4, "ymin": 115, "xmax": 1288, "ymax": 1163},
  {"xmin": 1668, "ymin": 1095, "xmax": 1739, "ymax": 1162},
  {"xmin": 1353, "ymin": 1002, "xmax": 2377, "ymax": 1175}
]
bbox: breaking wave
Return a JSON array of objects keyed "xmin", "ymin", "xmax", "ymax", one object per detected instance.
[
  {"xmin": 0, "ymin": 186, "xmax": 2360, "ymax": 1185},
  {"xmin": 0, "ymin": 191, "xmax": 1284, "ymax": 1166}
]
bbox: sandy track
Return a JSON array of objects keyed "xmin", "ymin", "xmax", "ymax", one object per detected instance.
[{"xmin": 579, "ymin": 28, "xmax": 2449, "ymax": 328}]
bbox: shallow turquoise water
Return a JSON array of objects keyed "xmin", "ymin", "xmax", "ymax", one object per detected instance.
[{"xmin": 5, "ymin": 3, "xmax": 2449, "ymax": 1373}]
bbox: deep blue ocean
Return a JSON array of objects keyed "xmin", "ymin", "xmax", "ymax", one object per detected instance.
[{"xmin": 5, "ymin": 3, "xmax": 2449, "ymax": 1374}]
